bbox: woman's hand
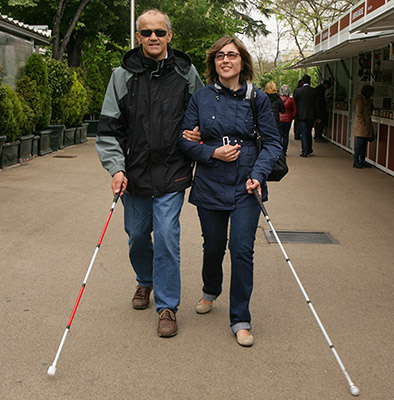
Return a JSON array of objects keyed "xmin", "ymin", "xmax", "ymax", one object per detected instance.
[
  {"xmin": 183, "ymin": 126, "xmax": 201, "ymax": 143},
  {"xmin": 246, "ymin": 177, "xmax": 261, "ymax": 196},
  {"xmin": 212, "ymin": 144, "xmax": 241, "ymax": 162}
]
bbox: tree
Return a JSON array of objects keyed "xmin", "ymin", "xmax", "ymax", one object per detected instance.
[
  {"xmin": 259, "ymin": 0, "xmax": 358, "ymax": 60},
  {"xmin": 1, "ymin": 0, "xmax": 270, "ymax": 69},
  {"xmin": 0, "ymin": 0, "xmax": 92, "ymax": 61}
]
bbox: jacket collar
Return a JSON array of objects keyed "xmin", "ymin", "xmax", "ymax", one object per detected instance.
[
  {"xmin": 120, "ymin": 45, "xmax": 192, "ymax": 75},
  {"xmin": 211, "ymin": 80, "xmax": 248, "ymax": 98}
]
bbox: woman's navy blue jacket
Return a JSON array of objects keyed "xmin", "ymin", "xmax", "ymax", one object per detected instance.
[{"xmin": 178, "ymin": 81, "xmax": 282, "ymax": 211}]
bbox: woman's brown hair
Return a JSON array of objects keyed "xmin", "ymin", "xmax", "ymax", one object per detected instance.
[{"xmin": 205, "ymin": 36, "xmax": 254, "ymax": 84}]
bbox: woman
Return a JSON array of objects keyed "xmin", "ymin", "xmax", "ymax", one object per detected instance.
[
  {"xmin": 178, "ymin": 36, "xmax": 282, "ymax": 347},
  {"xmin": 279, "ymin": 84, "xmax": 297, "ymax": 155},
  {"xmin": 264, "ymin": 81, "xmax": 285, "ymax": 127},
  {"xmin": 352, "ymin": 85, "xmax": 375, "ymax": 168}
]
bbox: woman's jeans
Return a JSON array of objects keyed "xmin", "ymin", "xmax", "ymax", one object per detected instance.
[
  {"xmin": 278, "ymin": 121, "xmax": 292, "ymax": 155},
  {"xmin": 121, "ymin": 190, "xmax": 185, "ymax": 314},
  {"xmin": 354, "ymin": 137, "xmax": 368, "ymax": 164},
  {"xmin": 197, "ymin": 205, "xmax": 261, "ymax": 334}
]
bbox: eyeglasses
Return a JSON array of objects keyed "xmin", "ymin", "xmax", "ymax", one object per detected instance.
[
  {"xmin": 139, "ymin": 29, "xmax": 168, "ymax": 37},
  {"xmin": 215, "ymin": 51, "xmax": 240, "ymax": 61}
]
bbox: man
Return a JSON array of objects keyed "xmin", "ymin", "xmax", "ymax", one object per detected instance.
[
  {"xmin": 293, "ymin": 74, "xmax": 319, "ymax": 157},
  {"xmin": 314, "ymin": 80, "xmax": 331, "ymax": 142},
  {"xmin": 96, "ymin": 9, "xmax": 203, "ymax": 337}
]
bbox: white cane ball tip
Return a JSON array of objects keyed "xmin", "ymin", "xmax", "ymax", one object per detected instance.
[
  {"xmin": 350, "ymin": 386, "xmax": 360, "ymax": 396},
  {"xmin": 47, "ymin": 366, "xmax": 56, "ymax": 376}
]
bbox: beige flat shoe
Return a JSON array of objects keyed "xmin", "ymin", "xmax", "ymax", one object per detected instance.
[
  {"xmin": 236, "ymin": 330, "xmax": 254, "ymax": 347},
  {"xmin": 195, "ymin": 298, "xmax": 212, "ymax": 314}
]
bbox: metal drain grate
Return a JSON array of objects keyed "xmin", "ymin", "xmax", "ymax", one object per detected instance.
[
  {"xmin": 263, "ymin": 230, "xmax": 338, "ymax": 244},
  {"xmin": 52, "ymin": 155, "xmax": 77, "ymax": 158}
]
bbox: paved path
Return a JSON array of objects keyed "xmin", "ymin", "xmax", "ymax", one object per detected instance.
[{"xmin": 1, "ymin": 137, "xmax": 393, "ymax": 399}]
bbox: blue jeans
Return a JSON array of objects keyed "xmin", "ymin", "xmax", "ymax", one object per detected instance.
[
  {"xmin": 197, "ymin": 205, "xmax": 261, "ymax": 334},
  {"xmin": 299, "ymin": 119, "xmax": 314, "ymax": 155},
  {"xmin": 121, "ymin": 190, "xmax": 185, "ymax": 314},
  {"xmin": 278, "ymin": 121, "xmax": 291, "ymax": 155},
  {"xmin": 354, "ymin": 137, "xmax": 368, "ymax": 164}
]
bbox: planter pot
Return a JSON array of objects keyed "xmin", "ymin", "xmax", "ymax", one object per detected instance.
[
  {"xmin": 0, "ymin": 135, "xmax": 6, "ymax": 161},
  {"xmin": 83, "ymin": 120, "xmax": 99, "ymax": 137},
  {"xmin": 35, "ymin": 130, "xmax": 53, "ymax": 156},
  {"xmin": 47, "ymin": 125, "xmax": 65, "ymax": 151},
  {"xmin": 79, "ymin": 122, "xmax": 89, "ymax": 143},
  {"xmin": 63, "ymin": 127, "xmax": 76, "ymax": 147},
  {"xmin": 74, "ymin": 127, "xmax": 81, "ymax": 144},
  {"xmin": 32, "ymin": 135, "xmax": 40, "ymax": 157},
  {"xmin": 17, "ymin": 134, "xmax": 34, "ymax": 162},
  {"xmin": 0, "ymin": 140, "xmax": 20, "ymax": 168}
]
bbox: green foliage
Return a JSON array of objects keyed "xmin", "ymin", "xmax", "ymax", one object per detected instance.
[
  {"xmin": 46, "ymin": 59, "xmax": 73, "ymax": 125},
  {"xmin": 135, "ymin": 0, "xmax": 262, "ymax": 79},
  {"xmin": 62, "ymin": 71, "xmax": 88, "ymax": 127},
  {"xmin": 256, "ymin": 64, "xmax": 319, "ymax": 93},
  {"xmin": 16, "ymin": 75, "xmax": 40, "ymax": 130},
  {"xmin": 24, "ymin": 53, "xmax": 51, "ymax": 129},
  {"xmin": 85, "ymin": 63, "xmax": 105, "ymax": 119},
  {"xmin": 47, "ymin": 59, "xmax": 73, "ymax": 99},
  {"xmin": 0, "ymin": 84, "xmax": 26, "ymax": 142}
]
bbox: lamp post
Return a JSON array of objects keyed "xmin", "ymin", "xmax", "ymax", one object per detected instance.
[{"xmin": 130, "ymin": 0, "xmax": 135, "ymax": 49}]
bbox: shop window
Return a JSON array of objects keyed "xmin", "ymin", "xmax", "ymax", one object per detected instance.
[{"xmin": 334, "ymin": 60, "xmax": 349, "ymax": 110}]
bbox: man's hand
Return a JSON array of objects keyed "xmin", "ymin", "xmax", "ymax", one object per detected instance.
[
  {"xmin": 183, "ymin": 126, "xmax": 201, "ymax": 143},
  {"xmin": 246, "ymin": 177, "xmax": 261, "ymax": 196},
  {"xmin": 212, "ymin": 144, "xmax": 241, "ymax": 162},
  {"xmin": 112, "ymin": 171, "xmax": 128, "ymax": 197}
]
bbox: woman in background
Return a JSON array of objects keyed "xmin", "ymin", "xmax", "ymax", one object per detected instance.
[
  {"xmin": 352, "ymin": 84, "xmax": 375, "ymax": 169},
  {"xmin": 264, "ymin": 81, "xmax": 285, "ymax": 127},
  {"xmin": 279, "ymin": 84, "xmax": 297, "ymax": 155}
]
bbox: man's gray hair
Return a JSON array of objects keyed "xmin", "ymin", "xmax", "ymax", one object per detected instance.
[
  {"xmin": 136, "ymin": 9, "xmax": 172, "ymax": 32},
  {"xmin": 280, "ymin": 84, "xmax": 291, "ymax": 96}
]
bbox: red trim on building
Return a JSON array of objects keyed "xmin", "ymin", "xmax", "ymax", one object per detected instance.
[
  {"xmin": 378, "ymin": 124, "xmax": 389, "ymax": 166},
  {"xmin": 340, "ymin": 13, "xmax": 350, "ymax": 30},
  {"xmin": 330, "ymin": 22, "xmax": 339, "ymax": 36},
  {"xmin": 352, "ymin": 3, "xmax": 366, "ymax": 23},
  {"xmin": 367, "ymin": 0, "xmax": 385, "ymax": 14}
]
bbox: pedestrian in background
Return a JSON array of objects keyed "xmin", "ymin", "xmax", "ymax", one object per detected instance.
[
  {"xmin": 264, "ymin": 81, "xmax": 285, "ymax": 127},
  {"xmin": 293, "ymin": 74, "xmax": 319, "ymax": 157},
  {"xmin": 293, "ymin": 79, "xmax": 303, "ymax": 140},
  {"xmin": 279, "ymin": 84, "xmax": 297, "ymax": 155},
  {"xmin": 314, "ymin": 80, "xmax": 331, "ymax": 142},
  {"xmin": 352, "ymin": 84, "xmax": 375, "ymax": 169}
]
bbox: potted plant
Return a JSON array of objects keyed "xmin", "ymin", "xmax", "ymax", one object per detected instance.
[
  {"xmin": 23, "ymin": 53, "xmax": 52, "ymax": 156},
  {"xmin": 47, "ymin": 59, "xmax": 73, "ymax": 150},
  {"xmin": 15, "ymin": 76, "xmax": 38, "ymax": 161},
  {"xmin": 62, "ymin": 70, "xmax": 88, "ymax": 146},
  {"xmin": 83, "ymin": 63, "xmax": 105, "ymax": 137},
  {"xmin": 0, "ymin": 84, "xmax": 21, "ymax": 168}
]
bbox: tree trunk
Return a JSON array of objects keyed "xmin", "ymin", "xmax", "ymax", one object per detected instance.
[
  {"xmin": 67, "ymin": 31, "xmax": 87, "ymax": 67},
  {"xmin": 52, "ymin": 0, "xmax": 67, "ymax": 60},
  {"xmin": 52, "ymin": 0, "xmax": 91, "ymax": 61}
]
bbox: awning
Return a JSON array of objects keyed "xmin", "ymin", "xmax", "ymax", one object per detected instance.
[{"xmin": 289, "ymin": 31, "xmax": 394, "ymax": 69}]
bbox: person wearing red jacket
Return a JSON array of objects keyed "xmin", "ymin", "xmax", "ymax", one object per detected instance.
[{"xmin": 279, "ymin": 84, "xmax": 297, "ymax": 155}]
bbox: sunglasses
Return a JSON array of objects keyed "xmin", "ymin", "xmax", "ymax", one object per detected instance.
[
  {"xmin": 139, "ymin": 29, "xmax": 168, "ymax": 37},
  {"xmin": 215, "ymin": 51, "xmax": 240, "ymax": 61}
]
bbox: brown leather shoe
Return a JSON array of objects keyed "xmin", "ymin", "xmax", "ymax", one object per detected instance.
[
  {"xmin": 157, "ymin": 309, "xmax": 178, "ymax": 337},
  {"xmin": 132, "ymin": 285, "xmax": 152, "ymax": 310}
]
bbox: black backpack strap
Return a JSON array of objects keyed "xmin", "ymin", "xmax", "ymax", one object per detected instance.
[{"xmin": 249, "ymin": 83, "xmax": 262, "ymax": 153}]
